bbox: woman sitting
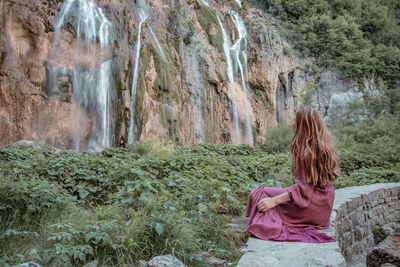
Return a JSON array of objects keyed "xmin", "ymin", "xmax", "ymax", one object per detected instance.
[{"xmin": 245, "ymin": 106, "xmax": 339, "ymax": 243}]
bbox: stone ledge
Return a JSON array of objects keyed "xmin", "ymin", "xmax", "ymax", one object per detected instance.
[{"xmin": 237, "ymin": 183, "xmax": 400, "ymax": 267}]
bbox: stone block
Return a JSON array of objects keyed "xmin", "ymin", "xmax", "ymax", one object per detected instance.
[
  {"xmin": 354, "ymin": 228, "xmax": 364, "ymax": 242},
  {"xmin": 350, "ymin": 212, "xmax": 361, "ymax": 226},
  {"xmin": 343, "ymin": 231, "xmax": 353, "ymax": 248},
  {"xmin": 390, "ymin": 187, "xmax": 399, "ymax": 197},
  {"xmin": 336, "ymin": 205, "xmax": 347, "ymax": 219}
]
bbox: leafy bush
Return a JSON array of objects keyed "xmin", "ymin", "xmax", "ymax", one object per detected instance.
[
  {"xmin": 0, "ymin": 141, "xmax": 398, "ymax": 266},
  {"xmin": 261, "ymin": 123, "xmax": 293, "ymax": 154},
  {"xmin": 332, "ymin": 114, "xmax": 400, "ymax": 166},
  {"xmin": 0, "ymin": 176, "xmax": 75, "ymax": 231},
  {"xmin": 335, "ymin": 168, "xmax": 400, "ymax": 188}
]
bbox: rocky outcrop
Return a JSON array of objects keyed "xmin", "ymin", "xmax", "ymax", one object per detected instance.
[
  {"xmin": 367, "ymin": 227, "xmax": 400, "ymax": 267},
  {"xmin": 0, "ymin": 0, "xmax": 361, "ymax": 149}
]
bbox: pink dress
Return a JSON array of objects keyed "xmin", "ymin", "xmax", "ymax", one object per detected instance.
[{"xmin": 245, "ymin": 165, "xmax": 335, "ymax": 243}]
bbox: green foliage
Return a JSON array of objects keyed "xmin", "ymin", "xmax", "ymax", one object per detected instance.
[
  {"xmin": 0, "ymin": 144, "xmax": 291, "ymax": 266},
  {"xmin": 301, "ymin": 83, "xmax": 318, "ymax": 107},
  {"xmin": 331, "ymin": 111, "xmax": 400, "ymax": 165},
  {"xmin": 1, "ymin": 139, "xmax": 398, "ymax": 266},
  {"xmin": 0, "ymin": 175, "xmax": 75, "ymax": 231},
  {"xmin": 256, "ymin": 0, "xmax": 400, "ymax": 86},
  {"xmin": 261, "ymin": 123, "xmax": 293, "ymax": 154},
  {"xmin": 197, "ymin": 5, "xmax": 224, "ymax": 52},
  {"xmin": 335, "ymin": 168, "xmax": 400, "ymax": 189}
]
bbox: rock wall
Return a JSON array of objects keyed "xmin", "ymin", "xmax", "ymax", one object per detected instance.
[
  {"xmin": 332, "ymin": 184, "xmax": 400, "ymax": 265},
  {"xmin": 1, "ymin": 0, "xmax": 353, "ymax": 149}
]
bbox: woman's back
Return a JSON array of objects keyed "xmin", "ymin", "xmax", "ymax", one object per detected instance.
[
  {"xmin": 245, "ymin": 106, "xmax": 339, "ymax": 243},
  {"xmin": 278, "ymin": 165, "xmax": 335, "ymax": 228}
]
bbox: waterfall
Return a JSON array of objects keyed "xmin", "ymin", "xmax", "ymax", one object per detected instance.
[
  {"xmin": 200, "ymin": 0, "xmax": 253, "ymax": 145},
  {"xmin": 200, "ymin": 0, "xmax": 210, "ymax": 8},
  {"xmin": 235, "ymin": 0, "xmax": 242, "ymax": 8},
  {"xmin": 127, "ymin": 0, "xmax": 150, "ymax": 144},
  {"xmin": 216, "ymin": 15, "xmax": 241, "ymax": 144},
  {"xmin": 230, "ymin": 11, "xmax": 253, "ymax": 145},
  {"xmin": 48, "ymin": 0, "xmax": 115, "ymax": 151},
  {"xmin": 148, "ymin": 26, "xmax": 166, "ymax": 62}
]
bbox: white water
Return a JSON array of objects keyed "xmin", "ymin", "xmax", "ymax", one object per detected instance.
[
  {"xmin": 235, "ymin": 0, "xmax": 242, "ymax": 8},
  {"xmin": 200, "ymin": 0, "xmax": 210, "ymax": 8},
  {"xmin": 230, "ymin": 11, "xmax": 253, "ymax": 145},
  {"xmin": 50, "ymin": 0, "xmax": 115, "ymax": 151},
  {"xmin": 217, "ymin": 15, "xmax": 241, "ymax": 144},
  {"xmin": 127, "ymin": 0, "xmax": 150, "ymax": 144},
  {"xmin": 148, "ymin": 26, "xmax": 166, "ymax": 62}
]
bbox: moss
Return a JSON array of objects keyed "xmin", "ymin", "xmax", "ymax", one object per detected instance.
[
  {"xmin": 147, "ymin": 42, "xmax": 176, "ymax": 105},
  {"xmin": 177, "ymin": 114, "xmax": 184, "ymax": 130},
  {"xmin": 198, "ymin": 5, "xmax": 224, "ymax": 52},
  {"xmin": 249, "ymin": 86, "xmax": 270, "ymax": 108},
  {"xmin": 133, "ymin": 44, "xmax": 151, "ymax": 137},
  {"xmin": 159, "ymin": 105, "xmax": 172, "ymax": 128},
  {"xmin": 209, "ymin": 34, "xmax": 224, "ymax": 52},
  {"xmin": 142, "ymin": 109, "xmax": 149, "ymax": 125}
]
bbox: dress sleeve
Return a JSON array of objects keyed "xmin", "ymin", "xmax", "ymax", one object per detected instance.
[{"xmin": 286, "ymin": 166, "xmax": 314, "ymax": 209}]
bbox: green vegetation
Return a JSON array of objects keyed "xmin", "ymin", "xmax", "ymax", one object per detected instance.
[
  {"xmin": 252, "ymin": 0, "xmax": 400, "ymax": 86},
  {"xmin": 262, "ymin": 123, "xmax": 293, "ymax": 154},
  {"xmin": 1, "ymin": 130, "xmax": 399, "ymax": 266},
  {"xmin": 197, "ymin": 5, "xmax": 224, "ymax": 52}
]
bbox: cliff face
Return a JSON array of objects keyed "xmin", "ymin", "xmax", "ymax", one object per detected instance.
[{"xmin": 0, "ymin": 0, "xmax": 332, "ymax": 149}]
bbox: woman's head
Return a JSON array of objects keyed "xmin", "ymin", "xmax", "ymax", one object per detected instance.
[{"xmin": 290, "ymin": 106, "xmax": 339, "ymax": 187}]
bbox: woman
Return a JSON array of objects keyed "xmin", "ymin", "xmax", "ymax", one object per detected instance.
[{"xmin": 245, "ymin": 106, "xmax": 339, "ymax": 243}]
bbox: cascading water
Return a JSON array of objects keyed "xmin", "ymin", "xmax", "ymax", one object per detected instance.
[
  {"xmin": 200, "ymin": 0, "xmax": 210, "ymax": 8},
  {"xmin": 230, "ymin": 11, "xmax": 253, "ymax": 145},
  {"xmin": 235, "ymin": 0, "xmax": 242, "ymax": 8},
  {"xmin": 201, "ymin": 0, "xmax": 253, "ymax": 145},
  {"xmin": 148, "ymin": 26, "xmax": 166, "ymax": 62},
  {"xmin": 217, "ymin": 15, "xmax": 241, "ymax": 144},
  {"xmin": 127, "ymin": 0, "xmax": 150, "ymax": 144},
  {"xmin": 48, "ymin": 0, "xmax": 115, "ymax": 151}
]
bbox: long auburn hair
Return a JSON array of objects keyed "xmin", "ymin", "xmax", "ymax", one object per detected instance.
[{"xmin": 290, "ymin": 106, "xmax": 339, "ymax": 187}]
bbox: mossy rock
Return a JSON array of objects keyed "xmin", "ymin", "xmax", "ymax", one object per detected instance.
[{"xmin": 197, "ymin": 5, "xmax": 224, "ymax": 52}]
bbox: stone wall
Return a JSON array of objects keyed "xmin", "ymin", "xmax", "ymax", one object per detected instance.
[
  {"xmin": 331, "ymin": 183, "xmax": 400, "ymax": 265},
  {"xmin": 237, "ymin": 183, "xmax": 400, "ymax": 267}
]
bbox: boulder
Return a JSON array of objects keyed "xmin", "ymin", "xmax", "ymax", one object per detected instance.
[
  {"xmin": 367, "ymin": 227, "xmax": 400, "ymax": 267},
  {"xmin": 147, "ymin": 254, "xmax": 186, "ymax": 267},
  {"xmin": 82, "ymin": 260, "xmax": 98, "ymax": 267},
  {"xmin": 18, "ymin": 263, "xmax": 41, "ymax": 267}
]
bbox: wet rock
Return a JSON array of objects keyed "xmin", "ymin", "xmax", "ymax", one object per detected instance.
[
  {"xmin": 147, "ymin": 254, "xmax": 186, "ymax": 267},
  {"xmin": 195, "ymin": 251, "xmax": 228, "ymax": 266},
  {"xmin": 138, "ymin": 260, "xmax": 149, "ymax": 267},
  {"xmin": 82, "ymin": 260, "xmax": 98, "ymax": 267},
  {"xmin": 18, "ymin": 263, "xmax": 42, "ymax": 267}
]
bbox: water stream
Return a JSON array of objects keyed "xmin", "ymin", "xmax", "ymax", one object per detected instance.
[
  {"xmin": 217, "ymin": 15, "xmax": 241, "ymax": 144},
  {"xmin": 127, "ymin": 0, "xmax": 150, "ymax": 144},
  {"xmin": 235, "ymin": 0, "xmax": 242, "ymax": 8},
  {"xmin": 230, "ymin": 11, "xmax": 253, "ymax": 145},
  {"xmin": 148, "ymin": 26, "xmax": 166, "ymax": 62},
  {"xmin": 49, "ymin": 0, "xmax": 115, "ymax": 151}
]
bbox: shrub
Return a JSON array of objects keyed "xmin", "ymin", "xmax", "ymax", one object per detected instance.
[
  {"xmin": 0, "ymin": 176, "xmax": 75, "ymax": 231},
  {"xmin": 261, "ymin": 123, "xmax": 293, "ymax": 154}
]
